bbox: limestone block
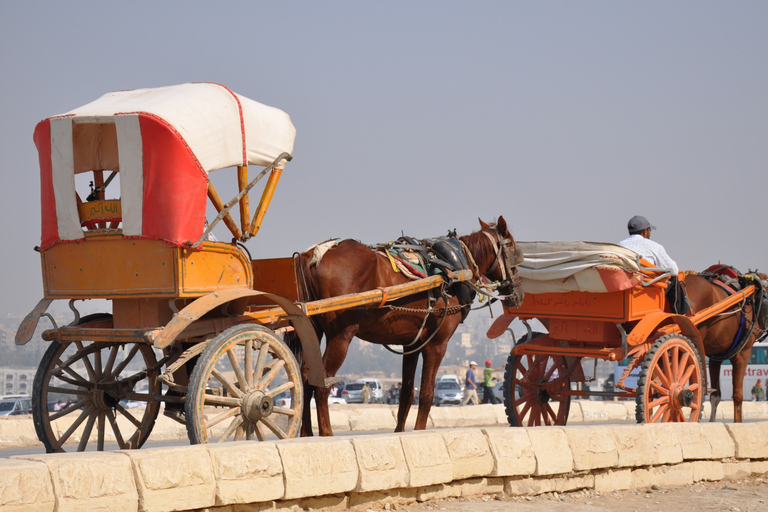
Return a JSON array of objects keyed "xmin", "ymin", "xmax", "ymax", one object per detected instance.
[
  {"xmin": 491, "ymin": 404, "xmax": 509, "ymax": 426},
  {"xmin": 631, "ymin": 463, "xmax": 693, "ymax": 489},
  {"xmin": 724, "ymin": 423, "xmax": 768, "ymax": 459},
  {"xmin": 329, "ymin": 409, "xmax": 352, "ymax": 432},
  {"xmin": 346, "ymin": 488, "xmax": 418, "ymax": 510},
  {"xmin": 716, "ymin": 401, "xmax": 734, "ymax": 420},
  {"xmin": 459, "ymin": 477, "xmax": 504, "ymax": 497},
  {"xmin": 564, "ymin": 425, "xmax": 618, "ymax": 470},
  {"xmin": 750, "ymin": 460, "xmax": 768, "ymax": 475},
  {"xmin": 504, "ymin": 474, "xmax": 593, "ymax": 496},
  {"xmin": 0, "ymin": 418, "xmax": 40, "ymax": 449},
  {"xmin": 277, "ymin": 437, "xmax": 358, "ymax": 500},
  {"xmin": 594, "ymin": 468, "xmax": 632, "ymax": 493},
  {"xmin": 579, "ymin": 401, "xmax": 609, "ymax": 422},
  {"xmin": 741, "ymin": 401, "xmax": 768, "ymax": 419},
  {"xmin": 617, "ymin": 401, "xmax": 636, "ymax": 420},
  {"xmin": 527, "ymin": 427, "xmax": 573, "ymax": 476},
  {"xmin": 722, "ymin": 461, "xmax": 751, "ymax": 480},
  {"xmin": 351, "ymin": 434, "xmax": 409, "ymax": 492},
  {"xmin": 469, "ymin": 404, "xmax": 503, "ymax": 427},
  {"xmin": 205, "ymin": 441, "xmax": 284, "ymax": 505},
  {"xmin": 661, "ymin": 423, "xmax": 712, "ymax": 460},
  {"xmin": 399, "ymin": 431, "xmax": 453, "ymax": 487},
  {"xmin": 439, "ymin": 429, "xmax": 493, "ymax": 480},
  {"xmin": 604, "ymin": 403, "xmax": 630, "ymax": 421},
  {"xmin": 414, "ymin": 483, "xmax": 461, "ymax": 502},
  {"xmin": 127, "ymin": 445, "xmax": 216, "ymax": 512},
  {"xmin": 0, "ymin": 458, "xmax": 55, "ymax": 512},
  {"xmin": 644, "ymin": 424, "xmax": 684, "ymax": 464},
  {"xmin": 482, "ymin": 427, "xmax": 536, "ymax": 477},
  {"xmin": 700, "ymin": 422, "xmax": 735, "ymax": 459},
  {"xmin": 611, "ymin": 425, "xmax": 657, "ymax": 467},
  {"xmin": 19, "ymin": 451, "xmax": 137, "ymax": 512},
  {"xmin": 567, "ymin": 400, "xmax": 584, "ymax": 423},
  {"xmin": 691, "ymin": 460, "xmax": 725, "ymax": 482},
  {"xmin": 346, "ymin": 407, "xmax": 396, "ymax": 432}
]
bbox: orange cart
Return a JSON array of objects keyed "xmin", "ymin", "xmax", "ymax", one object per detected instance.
[
  {"xmin": 15, "ymin": 83, "xmax": 473, "ymax": 452},
  {"xmin": 486, "ymin": 241, "xmax": 760, "ymax": 426}
]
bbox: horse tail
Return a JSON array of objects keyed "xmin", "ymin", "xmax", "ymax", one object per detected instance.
[{"xmin": 284, "ymin": 251, "xmax": 321, "ymax": 369}]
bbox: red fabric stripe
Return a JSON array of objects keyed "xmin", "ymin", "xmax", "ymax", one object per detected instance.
[
  {"xmin": 139, "ymin": 115, "xmax": 208, "ymax": 246},
  {"xmin": 34, "ymin": 120, "xmax": 59, "ymax": 250},
  {"xmin": 596, "ymin": 267, "xmax": 642, "ymax": 292}
]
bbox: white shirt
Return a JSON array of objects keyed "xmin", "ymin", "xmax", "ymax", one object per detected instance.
[{"xmin": 618, "ymin": 234, "xmax": 679, "ymax": 275}]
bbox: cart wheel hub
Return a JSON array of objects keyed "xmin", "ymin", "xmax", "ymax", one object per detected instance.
[
  {"xmin": 675, "ymin": 388, "xmax": 694, "ymax": 408},
  {"xmin": 536, "ymin": 387, "xmax": 551, "ymax": 403},
  {"xmin": 241, "ymin": 390, "xmax": 273, "ymax": 422}
]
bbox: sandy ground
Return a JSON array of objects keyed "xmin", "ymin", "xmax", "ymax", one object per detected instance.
[{"xmin": 394, "ymin": 476, "xmax": 768, "ymax": 512}]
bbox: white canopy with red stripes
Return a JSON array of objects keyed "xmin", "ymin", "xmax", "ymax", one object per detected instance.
[{"xmin": 34, "ymin": 83, "xmax": 296, "ymax": 249}]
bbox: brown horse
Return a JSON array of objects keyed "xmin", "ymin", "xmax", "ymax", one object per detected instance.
[
  {"xmin": 289, "ymin": 216, "xmax": 524, "ymax": 436},
  {"xmin": 683, "ymin": 270, "xmax": 767, "ymax": 422}
]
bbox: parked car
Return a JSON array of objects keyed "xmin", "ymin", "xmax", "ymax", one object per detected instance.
[
  {"xmin": 0, "ymin": 397, "xmax": 32, "ymax": 416},
  {"xmin": 433, "ymin": 379, "xmax": 464, "ymax": 406},
  {"xmin": 341, "ymin": 379, "xmax": 385, "ymax": 403}
]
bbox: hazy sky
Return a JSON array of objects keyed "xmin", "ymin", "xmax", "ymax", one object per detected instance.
[{"xmin": 1, "ymin": 2, "xmax": 767, "ymax": 318}]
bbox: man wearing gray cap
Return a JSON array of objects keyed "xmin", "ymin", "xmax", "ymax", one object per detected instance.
[{"xmin": 618, "ymin": 215, "xmax": 679, "ymax": 275}]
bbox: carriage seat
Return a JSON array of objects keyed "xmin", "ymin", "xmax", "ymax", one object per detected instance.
[{"xmin": 516, "ymin": 241, "xmax": 667, "ymax": 294}]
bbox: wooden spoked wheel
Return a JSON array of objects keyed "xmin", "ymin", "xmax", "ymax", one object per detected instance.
[
  {"xmin": 186, "ymin": 324, "xmax": 303, "ymax": 444},
  {"xmin": 635, "ymin": 334, "xmax": 703, "ymax": 423},
  {"xmin": 504, "ymin": 350, "xmax": 572, "ymax": 426},
  {"xmin": 32, "ymin": 316, "xmax": 161, "ymax": 453}
]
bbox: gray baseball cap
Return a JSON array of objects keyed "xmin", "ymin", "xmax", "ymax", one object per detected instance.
[{"xmin": 628, "ymin": 215, "xmax": 656, "ymax": 232}]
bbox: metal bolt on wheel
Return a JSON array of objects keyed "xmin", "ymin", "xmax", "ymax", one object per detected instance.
[
  {"xmin": 635, "ymin": 333, "xmax": 703, "ymax": 423},
  {"xmin": 185, "ymin": 324, "xmax": 303, "ymax": 443}
]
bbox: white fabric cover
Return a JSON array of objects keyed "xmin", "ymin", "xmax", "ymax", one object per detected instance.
[
  {"xmin": 61, "ymin": 82, "xmax": 296, "ymax": 172},
  {"xmin": 517, "ymin": 241, "xmax": 645, "ymax": 294},
  {"xmin": 114, "ymin": 115, "xmax": 143, "ymax": 237},
  {"xmin": 49, "ymin": 117, "xmax": 82, "ymax": 241}
]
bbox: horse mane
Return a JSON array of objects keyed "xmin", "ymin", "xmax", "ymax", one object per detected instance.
[{"xmin": 460, "ymin": 228, "xmax": 494, "ymax": 271}]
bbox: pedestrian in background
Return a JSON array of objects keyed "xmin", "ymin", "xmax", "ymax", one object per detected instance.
[
  {"xmin": 481, "ymin": 360, "xmax": 505, "ymax": 404},
  {"xmin": 460, "ymin": 361, "xmax": 479, "ymax": 405},
  {"xmin": 362, "ymin": 382, "xmax": 371, "ymax": 404}
]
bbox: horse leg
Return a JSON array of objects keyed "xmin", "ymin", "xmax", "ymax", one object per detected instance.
[
  {"xmin": 395, "ymin": 351, "xmax": 420, "ymax": 432},
  {"xmin": 315, "ymin": 324, "xmax": 357, "ymax": 436},
  {"xmin": 730, "ymin": 351, "xmax": 751, "ymax": 423},
  {"xmin": 708, "ymin": 360, "xmax": 722, "ymax": 422},
  {"xmin": 412, "ymin": 337, "xmax": 449, "ymax": 430},
  {"xmin": 300, "ymin": 383, "xmax": 315, "ymax": 436}
]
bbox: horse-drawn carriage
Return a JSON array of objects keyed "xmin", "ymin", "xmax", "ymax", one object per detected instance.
[
  {"xmin": 487, "ymin": 241, "xmax": 768, "ymax": 426},
  {"xmin": 15, "ymin": 83, "xmax": 523, "ymax": 452}
]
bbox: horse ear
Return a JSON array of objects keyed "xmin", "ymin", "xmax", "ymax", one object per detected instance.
[
  {"xmin": 497, "ymin": 216, "xmax": 508, "ymax": 234},
  {"xmin": 479, "ymin": 218, "xmax": 490, "ymax": 231}
]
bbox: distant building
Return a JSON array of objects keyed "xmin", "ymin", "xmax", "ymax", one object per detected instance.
[
  {"xmin": 1, "ymin": 368, "xmax": 35, "ymax": 396},
  {"xmin": 460, "ymin": 333, "xmax": 472, "ymax": 348}
]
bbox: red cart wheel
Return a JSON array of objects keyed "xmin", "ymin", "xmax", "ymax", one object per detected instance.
[
  {"xmin": 635, "ymin": 334, "xmax": 703, "ymax": 423},
  {"xmin": 504, "ymin": 350, "xmax": 571, "ymax": 426}
]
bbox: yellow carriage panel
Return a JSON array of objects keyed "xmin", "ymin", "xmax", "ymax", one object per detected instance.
[{"xmin": 42, "ymin": 232, "xmax": 252, "ymax": 299}]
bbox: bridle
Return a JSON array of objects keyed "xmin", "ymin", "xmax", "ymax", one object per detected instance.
[{"xmin": 462, "ymin": 226, "xmax": 524, "ymax": 304}]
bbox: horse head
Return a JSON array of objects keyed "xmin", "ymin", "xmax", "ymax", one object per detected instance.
[{"xmin": 477, "ymin": 216, "xmax": 525, "ymax": 308}]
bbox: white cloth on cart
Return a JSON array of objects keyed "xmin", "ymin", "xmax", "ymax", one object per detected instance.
[{"xmin": 517, "ymin": 241, "xmax": 646, "ymax": 294}]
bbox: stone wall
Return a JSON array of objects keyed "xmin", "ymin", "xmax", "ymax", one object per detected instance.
[{"xmin": 0, "ymin": 405, "xmax": 767, "ymax": 512}]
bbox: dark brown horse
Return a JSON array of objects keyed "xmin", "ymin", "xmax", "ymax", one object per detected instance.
[
  {"xmin": 289, "ymin": 216, "xmax": 524, "ymax": 436},
  {"xmin": 683, "ymin": 270, "xmax": 767, "ymax": 422}
]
